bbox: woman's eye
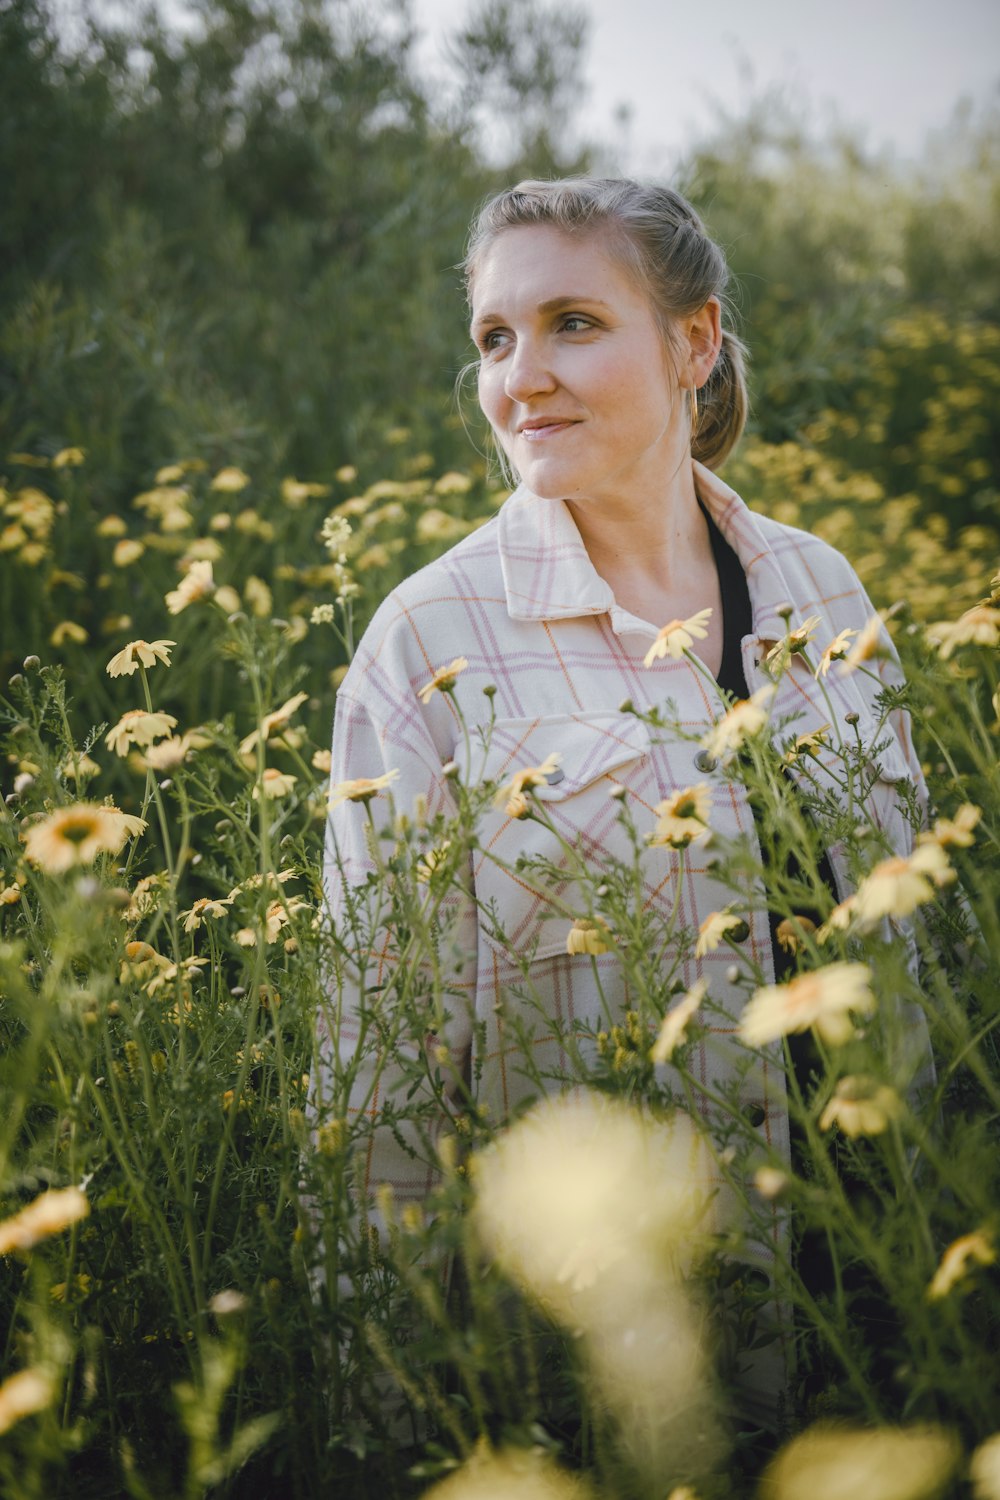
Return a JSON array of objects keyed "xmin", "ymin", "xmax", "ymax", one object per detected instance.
[
  {"xmin": 480, "ymin": 329, "xmax": 510, "ymax": 352},
  {"xmin": 561, "ymin": 315, "xmax": 592, "ymax": 333}
]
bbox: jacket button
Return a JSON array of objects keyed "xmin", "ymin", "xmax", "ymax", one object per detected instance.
[
  {"xmin": 745, "ymin": 1103, "xmax": 766, "ymax": 1128},
  {"xmin": 693, "ymin": 749, "xmax": 717, "ymax": 773},
  {"xmin": 544, "ymin": 768, "xmax": 565, "ymax": 786},
  {"xmin": 729, "ymin": 918, "xmax": 750, "ymax": 944}
]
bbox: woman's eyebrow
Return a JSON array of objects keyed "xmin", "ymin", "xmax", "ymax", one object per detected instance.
[{"xmin": 471, "ymin": 295, "xmax": 614, "ymax": 334}]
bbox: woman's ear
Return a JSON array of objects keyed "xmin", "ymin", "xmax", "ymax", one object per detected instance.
[{"xmin": 685, "ymin": 296, "xmax": 723, "ymax": 388}]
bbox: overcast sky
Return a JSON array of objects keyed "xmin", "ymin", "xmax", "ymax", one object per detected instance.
[{"xmin": 413, "ymin": 0, "xmax": 1000, "ymax": 170}]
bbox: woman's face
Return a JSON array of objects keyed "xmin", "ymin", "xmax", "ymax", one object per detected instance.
[{"xmin": 470, "ymin": 224, "xmax": 686, "ymax": 504}]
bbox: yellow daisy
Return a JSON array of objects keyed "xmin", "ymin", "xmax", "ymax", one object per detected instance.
[
  {"xmin": 695, "ymin": 910, "xmax": 745, "ymax": 958},
  {"xmin": 838, "ymin": 614, "xmax": 888, "ymax": 674},
  {"xmin": 643, "ymin": 608, "xmax": 713, "ymax": 668},
  {"xmin": 417, "ymin": 657, "xmax": 470, "ymax": 704},
  {"xmin": 106, "ymin": 710, "xmax": 178, "ymax": 757},
  {"xmin": 650, "ymin": 979, "xmax": 707, "ymax": 1063},
  {"xmin": 814, "ymin": 626, "xmax": 858, "ymax": 678},
  {"xmin": 253, "ymin": 768, "xmax": 298, "ymax": 800},
  {"xmin": 105, "ymin": 639, "xmax": 175, "ymax": 678},
  {"xmin": 649, "ymin": 783, "xmax": 712, "ymax": 849},
  {"xmin": 565, "ymin": 917, "xmax": 613, "ymax": 956},
  {"xmin": 495, "ymin": 753, "xmax": 562, "ymax": 819},
  {"xmin": 328, "ymin": 769, "xmax": 400, "ymax": 809},
  {"xmin": 739, "ymin": 962, "xmax": 874, "ymax": 1047},
  {"xmin": 238, "ymin": 691, "xmax": 310, "ymax": 757},
  {"xmin": 702, "ymin": 687, "xmax": 774, "ymax": 761},
  {"xmin": 23, "ymin": 804, "xmax": 145, "ymax": 873}
]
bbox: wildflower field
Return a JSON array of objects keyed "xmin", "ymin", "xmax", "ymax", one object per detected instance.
[{"xmin": 3, "ymin": 2, "xmax": 1000, "ymax": 1497}]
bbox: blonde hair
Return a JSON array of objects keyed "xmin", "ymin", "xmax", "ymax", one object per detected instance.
[{"xmin": 464, "ymin": 176, "xmax": 749, "ymax": 470}]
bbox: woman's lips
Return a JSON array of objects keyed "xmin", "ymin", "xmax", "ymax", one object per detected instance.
[{"xmin": 518, "ymin": 420, "xmax": 578, "ymax": 440}]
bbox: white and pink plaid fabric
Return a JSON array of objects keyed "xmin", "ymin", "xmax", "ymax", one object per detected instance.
[{"xmin": 318, "ymin": 462, "xmax": 928, "ymax": 1243}]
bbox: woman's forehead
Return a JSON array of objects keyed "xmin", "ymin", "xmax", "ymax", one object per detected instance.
[{"xmin": 469, "ymin": 224, "xmax": 639, "ymax": 318}]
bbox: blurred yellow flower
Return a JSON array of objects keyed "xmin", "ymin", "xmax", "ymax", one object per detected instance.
[
  {"xmin": 814, "ymin": 626, "xmax": 858, "ymax": 678},
  {"xmin": 311, "ymin": 748, "xmax": 332, "ymax": 773},
  {"xmin": 760, "ymin": 1422, "xmax": 959, "ymax": 1500},
  {"xmin": 244, "ymin": 575, "xmax": 272, "ymax": 617},
  {"xmin": 473, "ymin": 1093, "xmax": 713, "ymax": 1316},
  {"xmin": 927, "ymin": 605, "xmax": 1000, "ymax": 658},
  {"xmin": 112, "ymin": 538, "xmax": 145, "ymax": 567},
  {"xmin": 926, "ymin": 1228, "xmax": 996, "ymax": 1300},
  {"xmin": 165, "ymin": 560, "xmax": 215, "ymax": 614},
  {"xmin": 50, "ymin": 620, "xmax": 88, "ymax": 647},
  {"xmin": 215, "ymin": 584, "xmax": 241, "ymax": 614},
  {"xmin": 784, "ymin": 724, "xmax": 831, "ymax": 763},
  {"xmin": 105, "ymin": 639, "xmax": 175, "ymax": 678},
  {"xmin": 106, "ymin": 710, "xmax": 178, "ymax": 756},
  {"xmin": 775, "ymin": 915, "xmax": 817, "ymax": 953},
  {"xmin": 281, "ymin": 477, "xmax": 330, "ymax": 507},
  {"xmin": 254, "ymin": 768, "xmax": 298, "ymax": 800},
  {"xmin": 495, "ymin": 752, "xmax": 561, "ymax": 819},
  {"xmin": 851, "ymin": 842, "xmax": 956, "ymax": 930},
  {"xmin": 417, "ymin": 507, "xmax": 470, "ymax": 543},
  {"xmin": 417, "ymin": 656, "xmax": 469, "ymax": 703},
  {"xmin": 739, "ymin": 962, "xmax": 874, "ymax": 1047},
  {"xmin": 96, "ymin": 514, "xmax": 127, "ymax": 537},
  {"xmin": 335, "ymin": 465, "xmax": 357, "ymax": 483},
  {"xmin": 210, "ymin": 466, "xmax": 250, "ymax": 492},
  {"xmin": 238, "ymin": 691, "xmax": 309, "ymax": 757},
  {"xmin": 0, "ymin": 1185, "xmax": 90, "ymax": 1254},
  {"xmin": 650, "ymin": 783, "xmax": 711, "ymax": 848},
  {"xmin": 650, "ymin": 979, "xmax": 707, "ymax": 1063},
  {"xmin": 694, "ymin": 910, "xmax": 744, "ymax": 957},
  {"xmin": 421, "ymin": 1441, "xmax": 594, "ymax": 1499},
  {"xmin": 52, "ymin": 446, "xmax": 85, "ymax": 467},
  {"xmin": 643, "ymin": 607, "xmax": 713, "ymax": 667},
  {"xmin": 702, "ymin": 686, "xmax": 774, "ymax": 760},
  {"xmin": 819, "ymin": 1075, "xmax": 904, "ymax": 1136},
  {"xmin": 61, "ymin": 753, "xmax": 100, "ymax": 783},
  {"xmin": 0, "ymin": 1368, "xmax": 55, "ymax": 1435},
  {"xmin": 143, "ymin": 735, "xmax": 193, "ymax": 771},
  {"xmin": 23, "ymin": 803, "xmax": 146, "ymax": 872},
  {"xmin": 919, "ymin": 802, "xmax": 981, "ymax": 849},
  {"xmin": 155, "ymin": 464, "xmax": 185, "ymax": 484},
  {"xmin": 753, "ymin": 1166, "xmax": 791, "ymax": 1200},
  {"xmin": 328, "ymin": 769, "xmax": 399, "ymax": 809},
  {"xmin": 839, "ymin": 614, "xmax": 889, "ymax": 674},
  {"xmin": 970, "ymin": 1434, "xmax": 1000, "ymax": 1500},
  {"xmin": 566, "ymin": 917, "xmax": 612, "ymax": 956}
]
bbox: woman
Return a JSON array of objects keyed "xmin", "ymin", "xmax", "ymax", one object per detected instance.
[{"xmin": 317, "ymin": 178, "xmax": 928, "ymax": 1414}]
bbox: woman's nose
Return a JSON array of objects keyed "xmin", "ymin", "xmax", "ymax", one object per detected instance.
[{"xmin": 504, "ymin": 339, "xmax": 557, "ymax": 402}]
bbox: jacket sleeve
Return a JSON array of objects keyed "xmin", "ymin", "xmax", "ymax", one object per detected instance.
[{"xmin": 315, "ymin": 685, "xmax": 478, "ymax": 1224}]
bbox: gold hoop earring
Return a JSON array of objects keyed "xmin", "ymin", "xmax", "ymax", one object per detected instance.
[{"xmin": 690, "ymin": 387, "xmax": 699, "ymax": 441}]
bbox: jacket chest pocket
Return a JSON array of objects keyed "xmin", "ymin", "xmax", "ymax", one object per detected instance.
[{"xmin": 472, "ymin": 713, "xmax": 653, "ymax": 961}]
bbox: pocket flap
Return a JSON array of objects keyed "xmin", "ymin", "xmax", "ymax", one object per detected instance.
[{"xmin": 477, "ymin": 712, "xmax": 650, "ymax": 798}]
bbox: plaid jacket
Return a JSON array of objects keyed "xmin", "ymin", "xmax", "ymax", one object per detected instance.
[{"xmin": 319, "ymin": 462, "xmax": 928, "ymax": 1238}]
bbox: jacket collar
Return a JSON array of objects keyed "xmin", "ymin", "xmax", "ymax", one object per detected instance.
[{"xmin": 496, "ymin": 460, "xmax": 800, "ymax": 642}]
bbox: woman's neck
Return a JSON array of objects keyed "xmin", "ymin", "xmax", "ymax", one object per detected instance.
[{"xmin": 563, "ymin": 456, "xmax": 722, "ymax": 636}]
